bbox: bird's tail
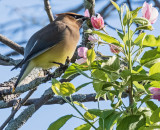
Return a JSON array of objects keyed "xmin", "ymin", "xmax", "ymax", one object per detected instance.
[{"xmin": 13, "ymin": 61, "xmax": 35, "ymax": 91}]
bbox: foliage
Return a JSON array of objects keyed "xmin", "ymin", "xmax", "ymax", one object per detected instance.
[{"xmin": 49, "ymin": 1, "xmax": 160, "ymax": 130}]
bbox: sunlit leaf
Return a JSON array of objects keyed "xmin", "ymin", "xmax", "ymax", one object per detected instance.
[
  {"xmin": 134, "ymin": 33, "xmax": 146, "ymax": 46},
  {"xmin": 92, "ymin": 31, "xmax": 122, "ymax": 47},
  {"xmin": 132, "ymin": 17, "xmax": 150, "ymax": 25},
  {"xmin": 84, "ymin": 111, "xmax": 97, "ymax": 120},
  {"xmin": 74, "ymin": 122, "xmax": 94, "ymax": 130},
  {"xmin": 110, "ymin": 0, "xmax": 120, "ymax": 11},
  {"xmin": 140, "ymin": 48, "xmax": 160, "ymax": 68},
  {"xmin": 87, "ymin": 48, "xmax": 96, "ymax": 65},
  {"xmin": 136, "ymin": 25, "xmax": 153, "ymax": 31},
  {"xmin": 73, "ymin": 101, "xmax": 88, "ymax": 110},
  {"xmin": 143, "ymin": 35, "xmax": 160, "ymax": 47},
  {"xmin": 101, "ymin": 56, "xmax": 120, "ymax": 71},
  {"xmin": 60, "ymin": 82, "xmax": 76, "ymax": 96},
  {"xmin": 51, "ymin": 79, "xmax": 61, "ymax": 95}
]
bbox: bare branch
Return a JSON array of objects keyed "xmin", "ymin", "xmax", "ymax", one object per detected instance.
[
  {"xmin": 0, "ymin": 54, "xmax": 21, "ymax": 66},
  {"xmin": 44, "ymin": 0, "xmax": 54, "ymax": 22},
  {"xmin": 0, "ymin": 89, "xmax": 36, "ymax": 130},
  {"xmin": 5, "ymin": 88, "xmax": 53, "ymax": 130},
  {"xmin": 0, "ymin": 34, "xmax": 24, "ymax": 55},
  {"xmin": 0, "ymin": 92, "xmax": 128, "ymax": 109}
]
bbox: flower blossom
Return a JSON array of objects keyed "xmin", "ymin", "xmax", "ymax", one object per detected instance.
[
  {"xmin": 88, "ymin": 34, "xmax": 99, "ymax": 43},
  {"xmin": 109, "ymin": 44, "xmax": 120, "ymax": 54},
  {"xmin": 91, "ymin": 13, "xmax": 104, "ymax": 29},
  {"xmin": 75, "ymin": 47, "xmax": 88, "ymax": 64},
  {"xmin": 84, "ymin": 9, "xmax": 90, "ymax": 17},
  {"xmin": 142, "ymin": 1, "xmax": 159, "ymax": 24},
  {"xmin": 149, "ymin": 87, "xmax": 160, "ymax": 101}
]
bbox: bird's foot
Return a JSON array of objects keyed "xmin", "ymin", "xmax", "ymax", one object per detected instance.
[{"xmin": 52, "ymin": 56, "xmax": 71, "ymax": 71}]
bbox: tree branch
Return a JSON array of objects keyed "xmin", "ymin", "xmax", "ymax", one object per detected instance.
[
  {"xmin": 44, "ymin": 0, "xmax": 54, "ymax": 22},
  {"xmin": 0, "ymin": 92, "xmax": 128, "ymax": 109},
  {"xmin": 0, "ymin": 54, "xmax": 21, "ymax": 66},
  {"xmin": 0, "ymin": 34, "xmax": 24, "ymax": 55},
  {"xmin": 0, "ymin": 89, "xmax": 36, "ymax": 130}
]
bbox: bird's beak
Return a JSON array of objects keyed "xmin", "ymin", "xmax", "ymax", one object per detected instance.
[{"xmin": 81, "ymin": 16, "xmax": 90, "ymax": 21}]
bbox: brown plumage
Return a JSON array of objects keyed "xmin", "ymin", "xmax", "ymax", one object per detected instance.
[{"xmin": 12, "ymin": 12, "xmax": 89, "ymax": 90}]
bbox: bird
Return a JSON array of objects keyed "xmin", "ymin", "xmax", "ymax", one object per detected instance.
[{"xmin": 12, "ymin": 12, "xmax": 89, "ymax": 91}]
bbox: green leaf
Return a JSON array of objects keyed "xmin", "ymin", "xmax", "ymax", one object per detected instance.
[
  {"xmin": 149, "ymin": 62, "xmax": 160, "ymax": 76},
  {"xmin": 140, "ymin": 48, "xmax": 160, "ymax": 68},
  {"xmin": 76, "ymin": 82, "xmax": 92, "ymax": 92},
  {"xmin": 132, "ymin": 17, "xmax": 150, "ymax": 25},
  {"xmin": 123, "ymin": 14, "xmax": 127, "ymax": 26},
  {"xmin": 131, "ymin": 7, "xmax": 142, "ymax": 19},
  {"xmin": 92, "ymin": 31, "xmax": 122, "ymax": 47},
  {"xmin": 88, "ymin": 109, "xmax": 114, "ymax": 119},
  {"xmin": 143, "ymin": 35, "xmax": 160, "ymax": 47},
  {"xmin": 74, "ymin": 123, "xmax": 94, "ymax": 130},
  {"xmin": 117, "ymin": 115, "xmax": 146, "ymax": 130},
  {"xmin": 48, "ymin": 115, "xmax": 73, "ymax": 130},
  {"xmin": 150, "ymin": 81, "xmax": 160, "ymax": 88},
  {"xmin": 62, "ymin": 62, "xmax": 99, "ymax": 79},
  {"xmin": 150, "ymin": 107, "xmax": 160, "ymax": 123},
  {"xmin": 51, "ymin": 79, "xmax": 61, "ymax": 95},
  {"xmin": 84, "ymin": 111, "xmax": 97, "ymax": 120},
  {"xmin": 117, "ymin": 30, "xmax": 124, "ymax": 40},
  {"xmin": 133, "ymin": 81, "xmax": 145, "ymax": 91},
  {"xmin": 104, "ymin": 111, "xmax": 122, "ymax": 130},
  {"xmin": 92, "ymin": 69, "xmax": 109, "ymax": 92},
  {"xmin": 123, "ymin": 29, "xmax": 134, "ymax": 44},
  {"xmin": 136, "ymin": 25, "xmax": 153, "ymax": 31},
  {"xmin": 145, "ymin": 101, "xmax": 158, "ymax": 111},
  {"xmin": 101, "ymin": 56, "xmax": 120, "ymax": 71},
  {"xmin": 87, "ymin": 48, "xmax": 96, "ymax": 65},
  {"xmin": 110, "ymin": 0, "xmax": 120, "ymax": 11},
  {"xmin": 60, "ymin": 82, "xmax": 75, "ymax": 96},
  {"xmin": 73, "ymin": 101, "xmax": 88, "ymax": 110},
  {"xmin": 134, "ymin": 33, "xmax": 146, "ymax": 46}
]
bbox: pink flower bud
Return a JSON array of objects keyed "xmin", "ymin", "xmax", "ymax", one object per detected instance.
[
  {"xmin": 77, "ymin": 47, "xmax": 88, "ymax": 58},
  {"xmin": 109, "ymin": 44, "xmax": 120, "ymax": 54},
  {"xmin": 142, "ymin": 2, "xmax": 159, "ymax": 24},
  {"xmin": 84, "ymin": 9, "xmax": 90, "ymax": 17},
  {"xmin": 91, "ymin": 13, "xmax": 104, "ymax": 29},
  {"xmin": 75, "ymin": 58, "xmax": 87, "ymax": 64},
  {"xmin": 149, "ymin": 87, "xmax": 160, "ymax": 101},
  {"xmin": 88, "ymin": 34, "xmax": 99, "ymax": 43}
]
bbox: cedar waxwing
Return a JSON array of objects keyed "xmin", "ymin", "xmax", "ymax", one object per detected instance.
[{"xmin": 12, "ymin": 12, "xmax": 89, "ymax": 90}]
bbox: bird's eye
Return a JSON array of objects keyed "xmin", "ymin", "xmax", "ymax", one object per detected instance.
[{"xmin": 73, "ymin": 15, "xmax": 78, "ymax": 19}]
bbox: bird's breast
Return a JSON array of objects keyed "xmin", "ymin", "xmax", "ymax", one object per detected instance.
[{"xmin": 32, "ymin": 27, "xmax": 80, "ymax": 69}]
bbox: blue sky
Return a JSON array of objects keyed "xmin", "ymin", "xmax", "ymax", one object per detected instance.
[{"xmin": 0, "ymin": 0, "xmax": 160, "ymax": 129}]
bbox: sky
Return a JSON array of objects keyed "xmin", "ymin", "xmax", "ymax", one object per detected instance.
[{"xmin": 0, "ymin": 0, "xmax": 160, "ymax": 130}]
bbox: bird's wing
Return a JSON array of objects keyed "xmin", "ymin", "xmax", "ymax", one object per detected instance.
[{"xmin": 16, "ymin": 21, "xmax": 67, "ymax": 68}]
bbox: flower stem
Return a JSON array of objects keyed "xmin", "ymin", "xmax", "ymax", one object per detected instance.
[
  {"xmin": 62, "ymin": 96, "xmax": 97, "ymax": 130},
  {"xmin": 127, "ymin": 24, "xmax": 134, "ymax": 110}
]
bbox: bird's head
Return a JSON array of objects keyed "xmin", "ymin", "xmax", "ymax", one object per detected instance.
[{"xmin": 56, "ymin": 12, "xmax": 90, "ymax": 28}]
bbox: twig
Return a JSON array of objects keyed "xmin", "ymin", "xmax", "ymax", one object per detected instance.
[
  {"xmin": 0, "ymin": 54, "xmax": 21, "ymax": 66},
  {"xmin": 44, "ymin": 0, "xmax": 54, "ymax": 22},
  {"xmin": 0, "ymin": 89, "xmax": 36, "ymax": 130},
  {"xmin": 0, "ymin": 92, "xmax": 128, "ymax": 109},
  {"xmin": 0, "ymin": 34, "xmax": 24, "ymax": 55}
]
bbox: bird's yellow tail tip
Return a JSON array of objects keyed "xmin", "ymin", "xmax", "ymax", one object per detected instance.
[{"xmin": 12, "ymin": 87, "xmax": 15, "ymax": 93}]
